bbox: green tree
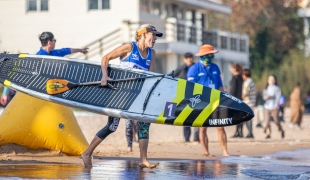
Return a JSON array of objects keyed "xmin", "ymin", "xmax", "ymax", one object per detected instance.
[{"xmin": 216, "ymin": 0, "xmax": 307, "ymax": 95}]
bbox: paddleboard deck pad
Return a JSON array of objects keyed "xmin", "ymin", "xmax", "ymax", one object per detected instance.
[{"xmin": 0, "ymin": 54, "xmax": 254, "ymax": 127}]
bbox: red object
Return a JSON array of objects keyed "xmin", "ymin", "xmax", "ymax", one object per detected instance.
[{"xmin": 1, "ymin": 95, "xmax": 7, "ymax": 105}]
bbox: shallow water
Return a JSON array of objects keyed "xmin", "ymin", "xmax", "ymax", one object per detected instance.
[{"xmin": 0, "ymin": 149, "xmax": 309, "ymax": 179}]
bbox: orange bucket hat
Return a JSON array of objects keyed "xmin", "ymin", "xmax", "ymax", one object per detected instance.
[{"xmin": 195, "ymin": 44, "xmax": 218, "ymax": 56}]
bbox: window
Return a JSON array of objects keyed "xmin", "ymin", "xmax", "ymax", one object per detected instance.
[
  {"xmin": 172, "ymin": 4, "xmax": 178, "ymax": 18},
  {"xmin": 155, "ymin": 55, "xmax": 166, "ymax": 74},
  {"xmin": 102, "ymin": 0, "xmax": 110, "ymax": 9},
  {"xmin": 240, "ymin": 39, "xmax": 246, "ymax": 52},
  {"xmin": 220, "ymin": 36, "xmax": 227, "ymax": 49},
  {"xmin": 140, "ymin": 0, "xmax": 149, "ymax": 12},
  {"xmin": 28, "ymin": 0, "xmax": 37, "ymax": 11},
  {"xmin": 164, "ymin": 4, "xmax": 169, "ymax": 17},
  {"xmin": 189, "ymin": 27, "xmax": 197, "ymax": 43},
  {"xmin": 178, "ymin": 8, "xmax": 184, "ymax": 20},
  {"xmin": 27, "ymin": 0, "xmax": 48, "ymax": 12},
  {"xmin": 177, "ymin": 24, "xmax": 185, "ymax": 41},
  {"xmin": 88, "ymin": 0, "xmax": 110, "ymax": 10},
  {"xmin": 202, "ymin": 31, "xmax": 217, "ymax": 47},
  {"xmin": 201, "ymin": 14, "xmax": 205, "ymax": 28},
  {"xmin": 231, "ymin": 38, "xmax": 237, "ymax": 51},
  {"xmin": 191, "ymin": 10, "xmax": 196, "ymax": 24},
  {"xmin": 151, "ymin": 1, "xmax": 161, "ymax": 16}
]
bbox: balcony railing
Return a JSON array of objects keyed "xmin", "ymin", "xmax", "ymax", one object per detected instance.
[{"xmin": 131, "ymin": 18, "xmax": 249, "ymax": 53}]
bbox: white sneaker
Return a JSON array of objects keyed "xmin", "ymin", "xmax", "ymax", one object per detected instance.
[
  {"xmin": 295, "ymin": 126, "xmax": 302, "ymax": 130},
  {"xmin": 288, "ymin": 123, "xmax": 294, "ymax": 129},
  {"xmin": 191, "ymin": 141, "xmax": 200, "ymax": 145}
]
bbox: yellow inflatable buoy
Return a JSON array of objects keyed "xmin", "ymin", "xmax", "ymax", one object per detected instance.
[{"xmin": 0, "ymin": 92, "xmax": 89, "ymax": 156}]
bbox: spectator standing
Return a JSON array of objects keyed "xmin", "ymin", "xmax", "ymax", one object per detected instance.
[
  {"xmin": 230, "ymin": 63, "xmax": 244, "ymax": 138},
  {"xmin": 241, "ymin": 69, "xmax": 256, "ymax": 138},
  {"xmin": 263, "ymin": 75, "xmax": 285, "ymax": 139},
  {"xmin": 289, "ymin": 83, "xmax": 304, "ymax": 130},
  {"xmin": 187, "ymin": 44, "xmax": 229, "ymax": 157},
  {"xmin": 173, "ymin": 52, "xmax": 199, "ymax": 143}
]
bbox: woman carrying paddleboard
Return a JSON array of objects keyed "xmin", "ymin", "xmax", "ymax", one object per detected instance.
[{"xmin": 82, "ymin": 24, "xmax": 163, "ymax": 168}]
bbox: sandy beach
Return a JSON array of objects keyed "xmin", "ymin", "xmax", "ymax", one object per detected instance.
[{"xmin": 0, "ymin": 107, "xmax": 309, "ymax": 166}]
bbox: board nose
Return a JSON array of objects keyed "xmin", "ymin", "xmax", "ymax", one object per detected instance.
[{"xmin": 203, "ymin": 92, "xmax": 255, "ymax": 127}]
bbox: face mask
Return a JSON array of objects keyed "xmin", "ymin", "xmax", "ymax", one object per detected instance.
[{"xmin": 200, "ymin": 54, "xmax": 214, "ymax": 66}]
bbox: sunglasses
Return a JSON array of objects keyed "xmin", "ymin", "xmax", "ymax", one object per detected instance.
[{"xmin": 51, "ymin": 39, "xmax": 57, "ymax": 42}]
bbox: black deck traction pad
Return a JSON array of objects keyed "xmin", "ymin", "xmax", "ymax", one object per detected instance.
[{"xmin": 0, "ymin": 56, "xmax": 145, "ymax": 110}]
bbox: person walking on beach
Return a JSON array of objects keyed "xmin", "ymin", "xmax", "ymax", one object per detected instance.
[
  {"xmin": 289, "ymin": 82, "xmax": 304, "ymax": 130},
  {"xmin": 241, "ymin": 69, "xmax": 256, "ymax": 138},
  {"xmin": 82, "ymin": 24, "xmax": 163, "ymax": 168},
  {"xmin": 36, "ymin": 32, "xmax": 88, "ymax": 56},
  {"xmin": 263, "ymin": 75, "xmax": 285, "ymax": 139},
  {"xmin": 230, "ymin": 63, "xmax": 244, "ymax": 138},
  {"xmin": 172, "ymin": 52, "xmax": 199, "ymax": 143},
  {"xmin": 187, "ymin": 44, "xmax": 229, "ymax": 157}
]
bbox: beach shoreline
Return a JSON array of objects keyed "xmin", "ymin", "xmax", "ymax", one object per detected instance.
[{"xmin": 0, "ymin": 108, "xmax": 309, "ymax": 166}]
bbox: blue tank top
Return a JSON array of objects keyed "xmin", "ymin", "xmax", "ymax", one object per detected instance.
[{"xmin": 120, "ymin": 41, "xmax": 152, "ymax": 71}]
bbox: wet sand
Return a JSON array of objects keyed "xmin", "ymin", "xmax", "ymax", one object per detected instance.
[
  {"xmin": 0, "ymin": 108, "xmax": 309, "ymax": 179},
  {"xmin": 0, "ymin": 149, "xmax": 309, "ymax": 179}
]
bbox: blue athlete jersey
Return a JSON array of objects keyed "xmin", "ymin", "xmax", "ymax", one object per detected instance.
[
  {"xmin": 187, "ymin": 62, "xmax": 223, "ymax": 90},
  {"xmin": 120, "ymin": 42, "xmax": 152, "ymax": 71},
  {"xmin": 36, "ymin": 47, "xmax": 71, "ymax": 57}
]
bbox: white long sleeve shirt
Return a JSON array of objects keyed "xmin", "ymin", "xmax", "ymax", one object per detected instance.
[{"xmin": 263, "ymin": 85, "xmax": 281, "ymax": 110}]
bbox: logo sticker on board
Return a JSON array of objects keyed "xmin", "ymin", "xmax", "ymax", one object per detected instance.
[
  {"xmin": 189, "ymin": 95, "xmax": 201, "ymax": 108},
  {"xmin": 163, "ymin": 102, "xmax": 177, "ymax": 118}
]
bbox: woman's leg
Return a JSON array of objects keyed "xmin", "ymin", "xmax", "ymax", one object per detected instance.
[
  {"xmin": 264, "ymin": 109, "xmax": 271, "ymax": 138},
  {"xmin": 82, "ymin": 116, "xmax": 120, "ymax": 167},
  {"xmin": 271, "ymin": 109, "xmax": 285, "ymax": 138},
  {"xmin": 136, "ymin": 121, "xmax": 157, "ymax": 168},
  {"xmin": 125, "ymin": 119, "xmax": 133, "ymax": 151}
]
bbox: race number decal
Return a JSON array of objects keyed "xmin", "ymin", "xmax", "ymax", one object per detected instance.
[{"xmin": 163, "ymin": 102, "xmax": 177, "ymax": 118}]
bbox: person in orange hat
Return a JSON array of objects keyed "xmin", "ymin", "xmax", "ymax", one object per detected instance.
[{"xmin": 187, "ymin": 44, "xmax": 229, "ymax": 157}]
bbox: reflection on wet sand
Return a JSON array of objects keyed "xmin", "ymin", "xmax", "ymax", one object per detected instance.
[
  {"xmin": 0, "ymin": 149, "xmax": 309, "ymax": 180},
  {"xmin": 0, "ymin": 160, "xmax": 240, "ymax": 179},
  {"xmin": 0, "ymin": 164, "xmax": 86, "ymax": 179}
]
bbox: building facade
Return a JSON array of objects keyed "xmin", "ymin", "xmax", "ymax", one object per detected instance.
[{"xmin": 0, "ymin": 0, "xmax": 249, "ymax": 89}]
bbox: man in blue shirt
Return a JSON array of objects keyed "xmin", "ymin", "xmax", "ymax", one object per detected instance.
[
  {"xmin": 187, "ymin": 44, "xmax": 229, "ymax": 157},
  {"xmin": 36, "ymin": 32, "xmax": 88, "ymax": 57}
]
